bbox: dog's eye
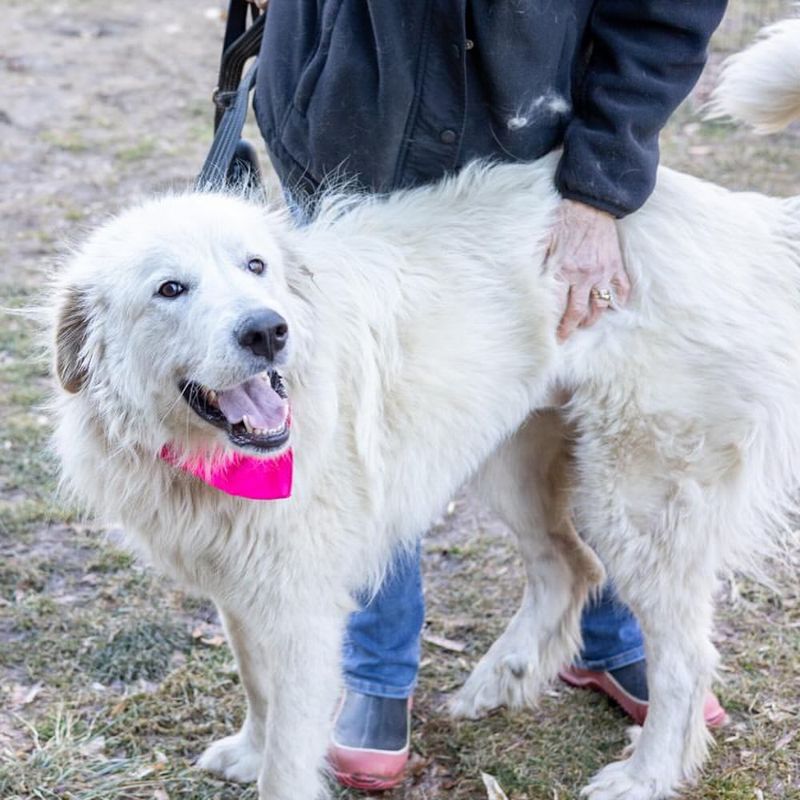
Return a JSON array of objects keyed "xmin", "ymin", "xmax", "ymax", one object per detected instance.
[
  {"xmin": 247, "ymin": 257, "xmax": 266, "ymax": 275},
  {"xmin": 157, "ymin": 281, "xmax": 186, "ymax": 299}
]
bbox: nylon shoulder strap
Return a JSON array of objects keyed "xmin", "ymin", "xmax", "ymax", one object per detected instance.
[{"xmin": 196, "ymin": 1, "xmax": 266, "ymax": 189}]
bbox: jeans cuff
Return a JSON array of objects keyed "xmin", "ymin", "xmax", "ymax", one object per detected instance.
[
  {"xmin": 576, "ymin": 646, "xmax": 646, "ymax": 672},
  {"xmin": 344, "ymin": 675, "xmax": 416, "ymax": 700}
]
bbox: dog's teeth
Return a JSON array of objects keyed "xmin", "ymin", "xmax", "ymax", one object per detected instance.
[
  {"xmin": 206, "ymin": 390, "xmax": 218, "ymax": 405},
  {"xmin": 242, "ymin": 416, "xmax": 255, "ymax": 433}
]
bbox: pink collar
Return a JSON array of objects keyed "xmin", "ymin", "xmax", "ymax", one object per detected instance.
[{"xmin": 160, "ymin": 445, "xmax": 293, "ymax": 500}]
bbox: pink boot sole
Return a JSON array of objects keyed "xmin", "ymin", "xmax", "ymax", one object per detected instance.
[{"xmin": 559, "ymin": 666, "xmax": 729, "ymax": 728}]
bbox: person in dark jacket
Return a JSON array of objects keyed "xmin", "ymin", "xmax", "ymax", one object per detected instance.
[{"xmin": 251, "ymin": 0, "xmax": 729, "ymax": 791}]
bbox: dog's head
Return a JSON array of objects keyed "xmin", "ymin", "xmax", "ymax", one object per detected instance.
[{"xmin": 53, "ymin": 192, "xmax": 306, "ymax": 458}]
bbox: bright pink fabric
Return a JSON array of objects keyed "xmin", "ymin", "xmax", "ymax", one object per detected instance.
[{"xmin": 160, "ymin": 445, "xmax": 293, "ymax": 500}]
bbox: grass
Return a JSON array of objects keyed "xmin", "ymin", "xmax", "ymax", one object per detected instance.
[
  {"xmin": 1, "ymin": 0, "xmax": 799, "ymax": 798},
  {"xmin": 39, "ymin": 131, "xmax": 90, "ymax": 154},
  {"xmin": 0, "ymin": 291, "xmax": 66, "ymax": 535},
  {"xmin": 115, "ymin": 139, "xmax": 158, "ymax": 164},
  {"xmin": 86, "ymin": 620, "xmax": 193, "ymax": 685}
]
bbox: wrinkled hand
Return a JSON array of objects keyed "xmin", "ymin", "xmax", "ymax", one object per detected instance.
[{"xmin": 545, "ymin": 199, "xmax": 631, "ymax": 341}]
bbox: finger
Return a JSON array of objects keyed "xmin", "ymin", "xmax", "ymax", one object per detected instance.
[
  {"xmin": 584, "ymin": 284, "xmax": 613, "ymax": 327},
  {"xmin": 544, "ymin": 231, "xmax": 559, "ymax": 262},
  {"xmin": 611, "ymin": 270, "xmax": 631, "ymax": 307},
  {"xmin": 558, "ymin": 286, "xmax": 590, "ymax": 341},
  {"xmin": 608, "ymin": 251, "xmax": 631, "ymax": 306},
  {"xmin": 582, "ymin": 297, "xmax": 607, "ymax": 328},
  {"xmin": 553, "ymin": 275, "xmax": 571, "ymax": 311}
]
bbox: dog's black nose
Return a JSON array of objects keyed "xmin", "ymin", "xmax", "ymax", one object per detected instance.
[{"xmin": 236, "ymin": 310, "xmax": 289, "ymax": 360}]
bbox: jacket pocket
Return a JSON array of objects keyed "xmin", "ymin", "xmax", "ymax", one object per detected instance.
[{"xmin": 292, "ymin": 0, "xmax": 345, "ymax": 116}]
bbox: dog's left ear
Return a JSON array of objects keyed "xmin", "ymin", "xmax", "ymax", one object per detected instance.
[{"xmin": 55, "ymin": 286, "xmax": 90, "ymax": 394}]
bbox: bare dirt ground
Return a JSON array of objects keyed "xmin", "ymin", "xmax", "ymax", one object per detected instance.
[{"xmin": 1, "ymin": 1, "xmax": 798, "ymax": 798}]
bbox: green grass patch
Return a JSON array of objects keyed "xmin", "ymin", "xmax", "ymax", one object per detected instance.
[
  {"xmin": 86, "ymin": 548, "xmax": 136, "ymax": 574},
  {"xmin": 0, "ymin": 287, "xmax": 64, "ymax": 532},
  {"xmin": 115, "ymin": 139, "xmax": 157, "ymax": 163},
  {"xmin": 39, "ymin": 130, "xmax": 90, "ymax": 153},
  {"xmin": 86, "ymin": 619, "xmax": 193, "ymax": 685}
]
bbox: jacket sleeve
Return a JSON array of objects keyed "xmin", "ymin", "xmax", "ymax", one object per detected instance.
[{"xmin": 555, "ymin": 1, "xmax": 727, "ymax": 217}]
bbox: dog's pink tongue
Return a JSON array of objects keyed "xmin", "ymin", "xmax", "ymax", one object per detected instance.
[{"xmin": 217, "ymin": 375, "xmax": 287, "ymax": 430}]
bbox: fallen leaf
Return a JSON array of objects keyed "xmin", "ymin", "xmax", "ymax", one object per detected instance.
[
  {"xmin": 423, "ymin": 633, "xmax": 466, "ymax": 653},
  {"xmin": 192, "ymin": 621, "xmax": 224, "ymax": 642},
  {"xmin": 406, "ymin": 751, "xmax": 429, "ymax": 778},
  {"xmin": 774, "ymin": 730, "xmax": 797, "ymax": 751},
  {"xmin": 110, "ymin": 699, "xmax": 128, "ymax": 717},
  {"xmin": 78, "ymin": 736, "xmax": 106, "ymax": 759},
  {"xmin": 7, "ymin": 683, "xmax": 43, "ymax": 708},
  {"xmin": 132, "ymin": 765, "xmax": 155, "ymax": 780},
  {"xmin": 481, "ymin": 772, "xmax": 510, "ymax": 800},
  {"xmin": 22, "ymin": 684, "xmax": 43, "ymax": 705}
]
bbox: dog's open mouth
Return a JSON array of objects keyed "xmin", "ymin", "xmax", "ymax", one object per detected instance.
[{"xmin": 179, "ymin": 371, "xmax": 290, "ymax": 452}]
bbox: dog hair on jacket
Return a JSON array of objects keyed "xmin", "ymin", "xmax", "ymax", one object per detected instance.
[{"xmin": 51, "ymin": 20, "xmax": 800, "ymax": 800}]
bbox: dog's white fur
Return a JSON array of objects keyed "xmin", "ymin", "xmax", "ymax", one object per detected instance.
[{"xmin": 51, "ymin": 22, "xmax": 800, "ymax": 800}]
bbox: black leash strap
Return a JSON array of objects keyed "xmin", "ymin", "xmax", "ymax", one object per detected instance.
[
  {"xmin": 196, "ymin": 1, "xmax": 266, "ymax": 189},
  {"xmin": 214, "ymin": 9, "xmax": 266, "ymax": 131},
  {"xmin": 197, "ymin": 60, "xmax": 259, "ymax": 188}
]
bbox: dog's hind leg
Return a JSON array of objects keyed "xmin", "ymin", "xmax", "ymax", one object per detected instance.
[
  {"xmin": 572, "ymin": 418, "xmax": 722, "ymax": 800},
  {"xmin": 450, "ymin": 409, "xmax": 605, "ymax": 719},
  {"xmin": 580, "ymin": 549, "xmax": 718, "ymax": 800},
  {"xmin": 196, "ymin": 606, "xmax": 270, "ymax": 783}
]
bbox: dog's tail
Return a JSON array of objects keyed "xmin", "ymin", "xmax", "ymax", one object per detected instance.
[{"xmin": 708, "ymin": 18, "xmax": 800, "ymax": 134}]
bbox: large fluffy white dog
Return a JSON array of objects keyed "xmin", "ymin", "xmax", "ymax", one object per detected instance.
[{"xmin": 51, "ymin": 22, "xmax": 799, "ymax": 800}]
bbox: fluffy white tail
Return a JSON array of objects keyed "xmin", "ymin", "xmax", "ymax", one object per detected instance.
[{"xmin": 709, "ymin": 18, "xmax": 800, "ymax": 133}]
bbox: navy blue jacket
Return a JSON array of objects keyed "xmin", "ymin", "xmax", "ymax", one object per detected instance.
[{"xmin": 254, "ymin": 1, "xmax": 726, "ymax": 216}]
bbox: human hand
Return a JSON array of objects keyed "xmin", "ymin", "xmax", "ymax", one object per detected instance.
[
  {"xmin": 245, "ymin": 0, "xmax": 268, "ymax": 9},
  {"xmin": 545, "ymin": 199, "xmax": 630, "ymax": 341}
]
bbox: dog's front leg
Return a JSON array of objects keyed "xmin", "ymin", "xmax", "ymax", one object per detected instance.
[
  {"xmin": 257, "ymin": 600, "xmax": 347, "ymax": 800},
  {"xmin": 197, "ymin": 606, "xmax": 271, "ymax": 783}
]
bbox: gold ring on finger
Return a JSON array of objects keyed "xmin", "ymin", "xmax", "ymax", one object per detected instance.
[{"xmin": 590, "ymin": 288, "xmax": 613, "ymax": 303}]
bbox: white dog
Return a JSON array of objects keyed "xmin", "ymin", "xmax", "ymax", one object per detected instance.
[{"xmin": 51, "ymin": 22, "xmax": 799, "ymax": 800}]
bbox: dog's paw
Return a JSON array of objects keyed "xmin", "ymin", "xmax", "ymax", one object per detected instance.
[
  {"xmin": 580, "ymin": 760, "xmax": 670, "ymax": 800},
  {"xmin": 449, "ymin": 652, "xmax": 541, "ymax": 719},
  {"xmin": 197, "ymin": 731, "xmax": 262, "ymax": 783}
]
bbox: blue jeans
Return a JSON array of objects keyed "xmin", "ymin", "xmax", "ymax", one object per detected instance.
[
  {"xmin": 342, "ymin": 543, "xmax": 426, "ymax": 699},
  {"xmin": 343, "ymin": 545, "xmax": 644, "ymax": 698}
]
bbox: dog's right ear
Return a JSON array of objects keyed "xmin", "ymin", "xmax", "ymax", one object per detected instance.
[{"xmin": 55, "ymin": 286, "xmax": 90, "ymax": 394}]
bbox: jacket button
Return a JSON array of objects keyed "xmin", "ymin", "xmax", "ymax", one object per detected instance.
[
  {"xmin": 465, "ymin": 38, "xmax": 474, "ymax": 50},
  {"xmin": 440, "ymin": 129, "xmax": 457, "ymax": 144}
]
